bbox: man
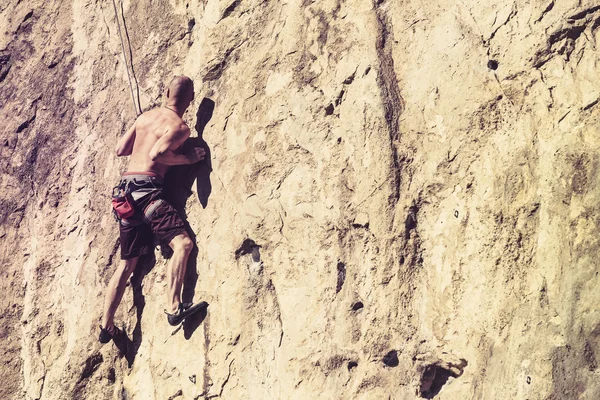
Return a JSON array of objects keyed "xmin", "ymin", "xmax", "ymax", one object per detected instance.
[{"xmin": 100, "ymin": 75, "xmax": 207, "ymax": 344}]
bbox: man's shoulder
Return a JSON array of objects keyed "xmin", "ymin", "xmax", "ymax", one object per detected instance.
[
  {"xmin": 170, "ymin": 122, "xmax": 191, "ymax": 141},
  {"xmin": 136, "ymin": 108, "xmax": 190, "ymax": 140},
  {"xmin": 136, "ymin": 108, "xmax": 160, "ymax": 125},
  {"xmin": 160, "ymin": 115, "xmax": 190, "ymax": 139},
  {"xmin": 174, "ymin": 121, "xmax": 190, "ymax": 132}
]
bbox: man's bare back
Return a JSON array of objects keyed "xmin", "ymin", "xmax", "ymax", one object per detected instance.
[{"xmin": 116, "ymin": 107, "xmax": 205, "ymax": 177}]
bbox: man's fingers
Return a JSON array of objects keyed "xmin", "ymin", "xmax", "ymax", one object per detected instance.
[{"xmin": 188, "ymin": 147, "xmax": 206, "ymax": 163}]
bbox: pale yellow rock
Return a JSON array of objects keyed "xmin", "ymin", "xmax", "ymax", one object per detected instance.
[{"xmin": 1, "ymin": 0, "xmax": 600, "ymax": 399}]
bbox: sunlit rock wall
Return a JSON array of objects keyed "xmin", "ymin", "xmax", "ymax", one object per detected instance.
[{"xmin": 1, "ymin": 0, "xmax": 599, "ymax": 398}]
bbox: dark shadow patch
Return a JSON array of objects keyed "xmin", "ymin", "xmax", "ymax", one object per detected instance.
[
  {"xmin": 325, "ymin": 103, "xmax": 334, "ymax": 115},
  {"xmin": 0, "ymin": 52, "xmax": 11, "ymax": 83},
  {"xmin": 22, "ymin": 10, "xmax": 34, "ymax": 23},
  {"xmin": 126, "ymin": 253, "xmax": 156, "ymax": 367},
  {"xmin": 584, "ymin": 341, "xmax": 597, "ymax": 371},
  {"xmin": 343, "ymin": 71, "xmax": 356, "ymax": 85},
  {"xmin": 163, "ymin": 98, "xmax": 214, "ymax": 212},
  {"xmin": 17, "ymin": 10, "xmax": 34, "ymax": 33},
  {"xmin": 382, "ymin": 350, "xmax": 399, "ymax": 367},
  {"xmin": 16, "ymin": 113, "xmax": 36, "ymax": 133},
  {"xmin": 351, "ymin": 301, "xmax": 364, "ymax": 311},
  {"xmin": 336, "ymin": 261, "xmax": 346, "ymax": 293},
  {"xmin": 183, "ymin": 305, "xmax": 209, "ymax": 340},
  {"xmin": 348, "ymin": 361, "xmax": 358, "ymax": 371},
  {"xmin": 107, "ymin": 368, "xmax": 116, "ymax": 384},
  {"xmin": 335, "ymin": 90, "xmax": 345, "ymax": 106},
  {"xmin": 235, "ymin": 238, "xmax": 259, "ymax": 259},
  {"xmin": 420, "ymin": 365, "xmax": 457, "ymax": 398},
  {"xmin": 72, "ymin": 352, "xmax": 104, "ymax": 398},
  {"xmin": 549, "ymin": 345, "xmax": 587, "ymax": 399},
  {"xmin": 194, "ymin": 98, "xmax": 214, "ymax": 208},
  {"xmin": 80, "ymin": 353, "xmax": 103, "ymax": 381},
  {"xmin": 404, "ymin": 204, "xmax": 418, "ymax": 239},
  {"xmin": 188, "ymin": 18, "xmax": 196, "ymax": 31},
  {"xmin": 203, "ymin": 44, "xmax": 244, "ymax": 82},
  {"xmin": 112, "ymin": 326, "xmax": 130, "ymax": 357},
  {"xmin": 419, "ymin": 359, "xmax": 468, "ymax": 399},
  {"xmin": 221, "ymin": 0, "xmax": 241, "ymax": 19},
  {"xmin": 167, "ymin": 389, "xmax": 183, "ymax": 400}
]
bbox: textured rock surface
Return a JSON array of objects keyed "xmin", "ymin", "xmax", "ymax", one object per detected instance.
[{"xmin": 1, "ymin": 0, "xmax": 600, "ymax": 398}]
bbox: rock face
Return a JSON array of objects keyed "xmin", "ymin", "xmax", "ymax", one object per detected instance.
[{"xmin": 1, "ymin": 0, "xmax": 599, "ymax": 398}]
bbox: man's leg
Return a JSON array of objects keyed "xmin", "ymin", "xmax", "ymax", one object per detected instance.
[
  {"xmin": 101, "ymin": 256, "xmax": 140, "ymax": 330},
  {"xmin": 166, "ymin": 233, "xmax": 194, "ymax": 313}
]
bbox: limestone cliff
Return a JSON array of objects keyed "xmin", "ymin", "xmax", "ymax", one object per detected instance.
[{"xmin": 1, "ymin": 0, "xmax": 599, "ymax": 398}]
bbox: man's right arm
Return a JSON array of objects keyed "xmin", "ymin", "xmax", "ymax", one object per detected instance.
[
  {"xmin": 149, "ymin": 125, "xmax": 205, "ymax": 165},
  {"xmin": 116, "ymin": 123, "xmax": 136, "ymax": 156}
]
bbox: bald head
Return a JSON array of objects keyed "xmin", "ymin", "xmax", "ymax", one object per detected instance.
[{"xmin": 165, "ymin": 75, "xmax": 194, "ymax": 109}]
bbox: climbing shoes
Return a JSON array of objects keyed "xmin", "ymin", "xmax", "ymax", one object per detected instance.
[
  {"xmin": 99, "ymin": 325, "xmax": 122, "ymax": 343},
  {"xmin": 99, "ymin": 325, "xmax": 128, "ymax": 354},
  {"xmin": 165, "ymin": 301, "xmax": 209, "ymax": 326}
]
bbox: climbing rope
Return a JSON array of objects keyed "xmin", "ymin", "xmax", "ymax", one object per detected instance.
[{"xmin": 112, "ymin": 0, "xmax": 142, "ymax": 116}]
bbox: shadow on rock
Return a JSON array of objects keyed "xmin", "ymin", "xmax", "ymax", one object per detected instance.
[
  {"xmin": 183, "ymin": 304, "xmax": 209, "ymax": 340},
  {"xmin": 159, "ymin": 97, "xmax": 215, "ymax": 339},
  {"xmin": 418, "ymin": 358, "xmax": 468, "ymax": 399},
  {"xmin": 124, "ymin": 253, "xmax": 157, "ymax": 367},
  {"xmin": 162, "ymin": 97, "xmax": 214, "ymax": 213}
]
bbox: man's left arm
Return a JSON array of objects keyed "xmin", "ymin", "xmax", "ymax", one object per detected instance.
[{"xmin": 116, "ymin": 123, "xmax": 136, "ymax": 156}]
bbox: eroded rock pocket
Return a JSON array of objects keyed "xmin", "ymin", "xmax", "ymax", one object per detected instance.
[{"xmin": 418, "ymin": 358, "xmax": 468, "ymax": 398}]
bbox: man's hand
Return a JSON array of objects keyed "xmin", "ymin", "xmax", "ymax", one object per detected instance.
[{"xmin": 186, "ymin": 147, "xmax": 206, "ymax": 164}]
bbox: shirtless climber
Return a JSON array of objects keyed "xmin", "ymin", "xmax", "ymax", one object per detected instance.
[{"xmin": 99, "ymin": 75, "xmax": 207, "ymax": 344}]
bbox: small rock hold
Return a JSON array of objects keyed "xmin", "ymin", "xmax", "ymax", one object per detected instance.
[
  {"xmin": 487, "ymin": 59, "xmax": 499, "ymax": 70},
  {"xmin": 235, "ymin": 238, "xmax": 259, "ymax": 259},
  {"xmin": 335, "ymin": 89, "xmax": 345, "ymax": 106},
  {"xmin": 336, "ymin": 261, "xmax": 346, "ymax": 293},
  {"xmin": 343, "ymin": 72, "xmax": 356, "ymax": 84},
  {"xmin": 107, "ymin": 368, "xmax": 116, "ymax": 384},
  {"xmin": 0, "ymin": 53, "xmax": 11, "ymax": 83},
  {"xmin": 348, "ymin": 361, "xmax": 358, "ymax": 371},
  {"xmin": 404, "ymin": 206, "xmax": 418, "ymax": 238},
  {"xmin": 167, "ymin": 389, "xmax": 183, "ymax": 400},
  {"xmin": 382, "ymin": 350, "xmax": 399, "ymax": 367},
  {"xmin": 418, "ymin": 359, "xmax": 468, "ymax": 398},
  {"xmin": 353, "ymin": 212, "xmax": 369, "ymax": 228},
  {"xmin": 351, "ymin": 301, "xmax": 364, "ymax": 311},
  {"xmin": 325, "ymin": 103, "xmax": 334, "ymax": 115},
  {"xmin": 22, "ymin": 10, "xmax": 34, "ymax": 23}
]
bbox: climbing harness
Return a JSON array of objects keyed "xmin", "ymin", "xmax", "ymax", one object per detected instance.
[
  {"xmin": 111, "ymin": 174, "xmax": 162, "ymax": 221},
  {"xmin": 111, "ymin": 189, "xmax": 135, "ymax": 220},
  {"xmin": 111, "ymin": 0, "xmax": 142, "ymax": 116}
]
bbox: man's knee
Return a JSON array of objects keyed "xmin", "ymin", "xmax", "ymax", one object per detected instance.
[
  {"xmin": 171, "ymin": 234, "xmax": 193, "ymax": 254},
  {"xmin": 121, "ymin": 257, "xmax": 138, "ymax": 274}
]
